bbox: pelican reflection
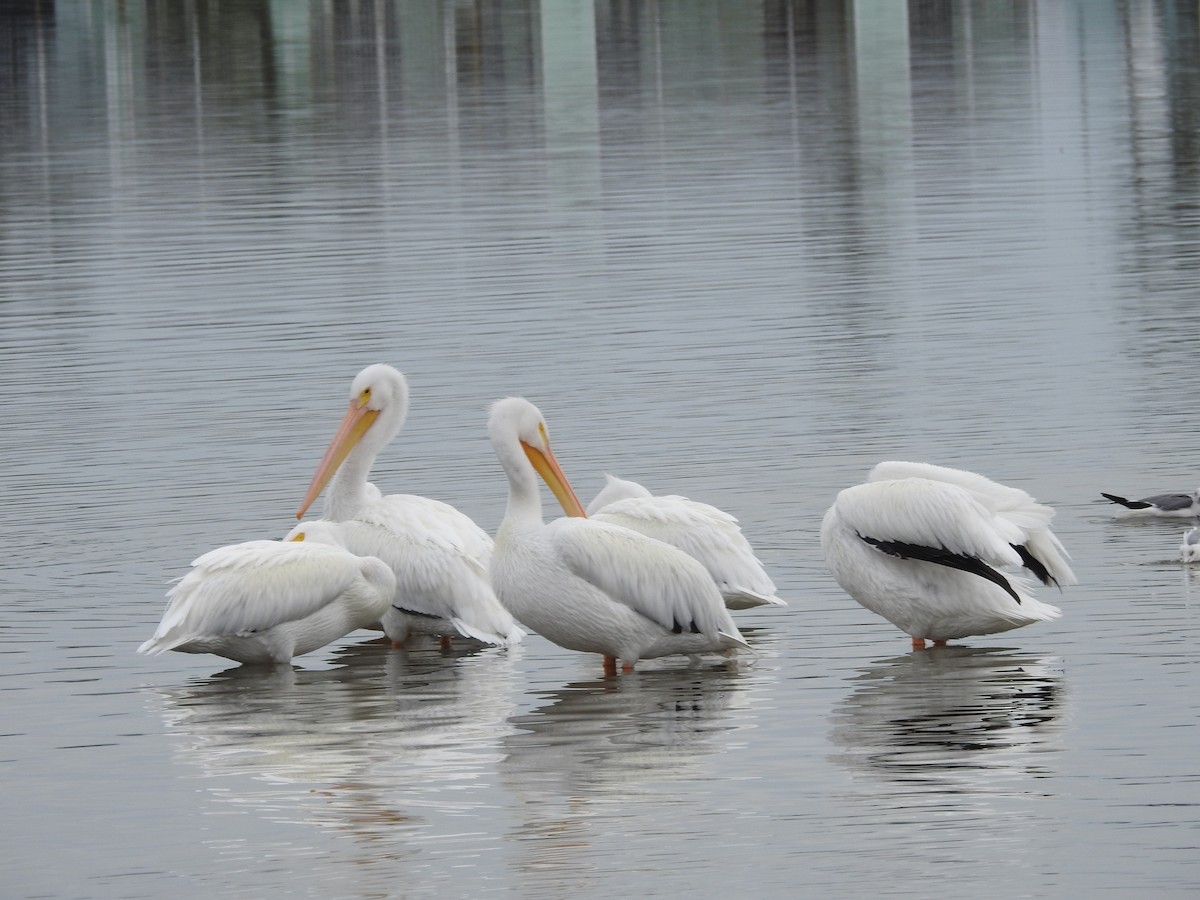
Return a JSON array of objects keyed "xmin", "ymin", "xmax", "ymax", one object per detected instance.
[
  {"xmin": 830, "ymin": 646, "xmax": 1064, "ymax": 780},
  {"xmin": 499, "ymin": 664, "xmax": 753, "ymax": 892},
  {"xmin": 148, "ymin": 642, "xmax": 519, "ymax": 879}
]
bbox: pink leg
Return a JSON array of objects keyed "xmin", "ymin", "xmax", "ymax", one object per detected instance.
[
  {"xmin": 911, "ymin": 636, "xmax": 927, "ymax": 650},
  {"xmin": 603, "ymin": 655, "xmax": 618, "ymax": 676}
]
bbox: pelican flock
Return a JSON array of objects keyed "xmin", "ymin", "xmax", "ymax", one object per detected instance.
[
  {"xmin": 821, "ymin": 461, "xmax": 1075, "ymax": 649},
  {"xmin": 147, "ymin": 360, "xmax": 1200, "ymax": 671}
]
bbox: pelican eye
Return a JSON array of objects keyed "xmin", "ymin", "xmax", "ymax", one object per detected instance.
[{"xmin": 357, "ymin": 387, "xmax": 372, "ymax": 407}]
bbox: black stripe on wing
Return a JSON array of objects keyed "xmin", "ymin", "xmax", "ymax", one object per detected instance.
[
  {"xmin": 392, "ymin": 605, "xmax": 442, "ymax": 620},
  {"xmin": 859, "ymin": 535, "xmax": 1023, "ymax": 605},
  {"xmin": 1100, "ymin": 492, "xmax": 1151, "ymax": 510}
]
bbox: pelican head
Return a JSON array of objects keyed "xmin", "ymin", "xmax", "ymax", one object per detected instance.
[
  {"xmin": 297, "ymin": 364, "xmax": 410, "ymax": 519},
  {"xmin": 488, "ymin": 396, "xmax": 587, "ymax": 518}
]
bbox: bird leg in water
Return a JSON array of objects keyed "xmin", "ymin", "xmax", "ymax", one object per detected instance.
[
  {"xmin": 440, "ymin": 635, "xmax": 453, "ymax": 650},
  {"xmin": 603, "ymin": 655, "xmax": 618, "ymax": 676},
  {"xmin": 911, "ymin": 637, "xmax": 927, "ymax": 650}
]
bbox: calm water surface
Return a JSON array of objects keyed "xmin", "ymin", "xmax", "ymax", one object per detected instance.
[{"xmin": 2, "ymin": 1, "xmax": 1199, "ymax": 897}]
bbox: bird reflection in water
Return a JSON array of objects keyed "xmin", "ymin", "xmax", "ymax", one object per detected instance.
[
  {"xmin": 148, "ymin": 640, "xmax": 519, "ymax": 882},
  {"xmin": 830, "ymin": 646, "xmax": 1064, "ymax": 779},
  {"xmin": 499, "ymin": 663, "xmax": 753, "ymax": 893},
  {"xmin": 823, "ymin": 647, "xmax": 1067, "ymax": 883}
]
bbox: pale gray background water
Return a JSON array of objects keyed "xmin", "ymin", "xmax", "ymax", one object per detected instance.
[{"xmin": 2, "ymin": 1, "xmax": 1199, "ymax": 897}]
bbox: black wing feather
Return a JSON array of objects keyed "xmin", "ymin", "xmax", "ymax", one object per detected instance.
[
  {"xmin": 1013, "ymin": 543, "xmax": 1055, "ymax": 587},
  {"xmin": 1100, "ymin": 492, "xmax": 1151, "ymax": 510}
]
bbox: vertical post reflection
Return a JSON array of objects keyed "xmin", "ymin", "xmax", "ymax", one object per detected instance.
[
  {"xmin": 539, "ymin": 0, "xmax": 601, "ymax": 209},
  {"xmin": 849, "ymin": 0, "xmax": 917, "ymax": 300},
  {"xmin": 851, "ymin": 0, "xmax": 914, "ymax": 193}
]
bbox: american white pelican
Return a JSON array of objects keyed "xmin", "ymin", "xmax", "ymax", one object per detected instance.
[
  {"xmin": 822, "ymin": 463, "xmax": 1072, "ymax": 650},
  {"xmin": 297, "ymin": 364, "xmax": 523, "ymax": 649},
  {"xmin": 486, "ymin": 397, "xmax": 749, "ymax": 674},
  {"xmin": 1100, "ymin": 487, "xmax": 1200, "ymax": 518},
  {"xmin": 586, "ymin": 474, "xmax": 785, "ymax": 610},
  {"xmin": 138, "ymin": 522, "xmax": 396, "ymax": 666},
  {"xmin": 1181, "ymin": 526, "xmax": 1200, "ymax": 562}
]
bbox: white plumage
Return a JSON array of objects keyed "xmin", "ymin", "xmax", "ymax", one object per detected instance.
[
  {"xmin": 487, "ymin": 397, "xmax": 749, "ymax": 673},
  {"xmin": 586, "ymin": 474, "xmax": 784, "ymax": 610},
  {"xmin": 138, "ymin": 523, "xmax": 396, "ymax": 666},
  {"xmin": 1180, "ymin": 526, "xmax": 1200, "ymax": 562},
  {"xmin": 822, "ymin": 461, "xmax": 1074, "ymax": 649},
  {"xmin": 297, "ymin": 364, "xmax": 523, "ymax": 648}
]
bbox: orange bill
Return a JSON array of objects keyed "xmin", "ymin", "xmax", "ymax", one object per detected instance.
[
  {"xmin": 521, "ymin": 434, "xmax": 587, "ymax": 518},
  {"xmin": 296, "ymin": 399, "xmax": 379, "ymax": 519}
]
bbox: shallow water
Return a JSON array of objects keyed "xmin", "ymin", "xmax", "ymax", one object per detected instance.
[{"xmin": 3, "ymin": 1, "xmax": 1200, "ymax": 897}]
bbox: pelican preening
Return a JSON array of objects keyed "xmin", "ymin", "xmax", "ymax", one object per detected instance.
[
  {"xmin": 1100, "ymin": 487, "xmax": 1200, "ymax": 518},
  {"xmin": 587, "ymin": 474, "xmax": 785, "ymax": 611},
  {"xmin": 296, "ymin": 364, "xmax": 523, "ymax": 649},
  {"xmin": 822, "ymin": 462, "xmax": 1075, "ymax": 650},
  {"xmin": 487, "ymin": 397, "xmax": 749, "ymax": 674},
  {"xmin": 138, "ymin": 523, "xmax": 395, "ymax": 666}
]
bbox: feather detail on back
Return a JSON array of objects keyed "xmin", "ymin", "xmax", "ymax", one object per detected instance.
[
  {"xmin": 549, "ymin": 517, "xmax": 742, "ymax": 640},
  {"xmin": 138, "ymin": 539, "xmax": 395, "ymax": 659},
  {"xmin": 868, "ymin": 460, "xmax": 1076, "ymax": 586},
  {"xmin": 588, "ymin": 475, "xmax": 784, "ymax": 609},
  {"xmin": 836, "ymin": 479, "xmax": 1025, "ymax": 567}
]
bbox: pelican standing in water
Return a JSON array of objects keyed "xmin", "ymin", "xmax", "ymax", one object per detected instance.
[
  {"xmin": 297, "ymin": 364, "xmax": 524, "ymax": 649},
  {"xmin": 586, "ymin": 474, "xmax": 785, "ymax": 610},
  {"xmin": 138, "ymin": 522, "xmax": 396, "ymax": 666},
  {"xmin": 486, "ymin": 397, "xmax": 749, "ymax": 674},
  {"xmin": 821, "ymin": 461, "xmax": 1074, "ymax": 649}
]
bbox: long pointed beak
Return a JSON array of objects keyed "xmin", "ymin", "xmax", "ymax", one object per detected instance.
[
  {"xmin": 296, "ymin": 401, "xmax": 379, "ymax": 519},
  {"xmin": 521, "ymin": 440, "xmax": 587, "ymax": 518}
]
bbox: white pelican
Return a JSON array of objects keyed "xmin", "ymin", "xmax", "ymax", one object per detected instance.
[
  {"xmin": 138, "ymin": 522, "xmax": 396, "ymax": 666},
  {"xmin": 486, "ymin": 396, "xmax": 750, "ymax": 675},
  {"xmin": 1100, "ymin": 487, "xmax": 1200, "ymax": 518},
  {"xmin": 822, "ymin": 463, "xmax": 1073, "ymax": 650},
  {"xmin": 297, "ymin": 364, "xmax": 524, "ymax": 649},
  {"xmin": 586, "ymin": 474, "xmax": 785, "ymax": 610},
  {"xmin": 1181, "ymin": 526, "xmax": 1200, "ymax": 562}
]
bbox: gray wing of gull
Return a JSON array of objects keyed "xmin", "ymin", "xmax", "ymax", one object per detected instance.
[{"xmin": 1144, "ymin": 493, "xmax": 1195, "ymax": 511}]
